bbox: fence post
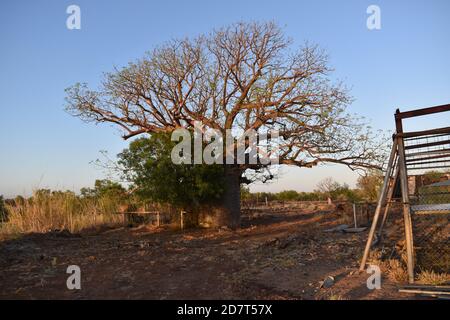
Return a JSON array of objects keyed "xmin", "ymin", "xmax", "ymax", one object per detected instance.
[
  {"xmin": 397, "ymin": 135, "xmax": 415, "ymax": 283},
  {"xmin": 180, "ymin": 210, "xmax": 185, "ymax": 230}
]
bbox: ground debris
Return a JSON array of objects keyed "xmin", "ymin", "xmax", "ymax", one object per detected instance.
[
  {"xmin": 324, "ymin": 224, "xmax": 349, "ymax": 233},
  {"xmin": 319, "ymin": 276, "xmax": 335, "ymax": 288}
]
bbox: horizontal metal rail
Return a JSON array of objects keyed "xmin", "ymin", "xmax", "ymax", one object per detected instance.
[
  {"xmin": 406, "ymin": 153, "xmax": 450, "ymax": 163},
  {"xmin": 400, "ymin": 127, "xmax": 450, "ymax": 139},
  {"xmin": 407, "ymin": 164, "xmax": 450, "ymax": 170},
  {"xmin": 404, "ymin": 139, "xmax": 450, "ymax": 150},
  {"xmin": 395, "ymin": 103, "xmax": 450, "ymax": 119},
  {"xmin": 406, "ymin": 159, "xmax": 450, "ymax": 166},
  {"xmin": 405, "ymin": 148, "xmax": 450, "ymax": 158}
]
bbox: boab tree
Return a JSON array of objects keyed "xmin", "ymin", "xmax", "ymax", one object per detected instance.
[{"xmin": 66, "ymin": 21, "xmax": 385, "ymax": 228}]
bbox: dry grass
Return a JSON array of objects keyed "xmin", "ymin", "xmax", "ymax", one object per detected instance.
[
  {"xmin": 368, "ymin": 249, "xmax": 449, "ymax": 285},
  {"xmin": 328, "ymin": 294, "xmax": 346, "ymax": 300},
  {"xmin": 386, "ymin": 259, "xmax": 408, "ymax": 282},
  {"xmin": 417, "ymin": 270, "xmax": 450, "ymax": 285},
  {"xmin": 368, "ymin": 249, "xmax": 408, "ymax": 282},
  {"xmin": 0, "ymin": 191, "xmax": 123, "ymax": 236}
]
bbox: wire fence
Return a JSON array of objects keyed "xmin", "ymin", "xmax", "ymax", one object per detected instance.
[
  {"xmin": 411, "ymin": 212, "xmax": 449, "ymax": 273},
  {"xmin": 410, "ymin": 185, "xmax": 450, "ymax": 273},
  {"xmin": 404, "ymin": 133, "xmax": 450, "ymax": 172},
  {"xmin": 401, "ymin": 131, "xmax": 450, "ymax": 274}
]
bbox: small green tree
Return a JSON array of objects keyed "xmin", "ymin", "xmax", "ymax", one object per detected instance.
[
  {"xmin": 240, "ymin": 186, "xmax": 252, "ymax": 201},
  {"xmin": 81, "ymin": 180, "xmax": 126, "ymax": 199},
  {"xmin": 316, "ymin": 177, "xmax": 362, "ymax": 201},
  {"xmin": 117, "ymin": 133, "xmax": 225, "ymax": 211},
  {"xmin": 277, "ymin": 190, "xmax": 300, "ymax": 201},
  {"xmin": 330, "ymin": 185, "xmax": 361, "ymax": 202},
  {"xmin": 80, "ymin": 180, "xmax": 128, "ymax": 214},
  {"xmin": 422, "ymin": 170, "xmax": 450, "ymax": 185},
  {"xmin": 315, "ymin": 177, "xmax": 341, "ymax": 199},
  {"xmin": 356, "ymin": 169, "xmax": 383, "ymax": 201},
  {"xmin": 14, "ymin": 195, "xmax": 26, "ymax": 206}
]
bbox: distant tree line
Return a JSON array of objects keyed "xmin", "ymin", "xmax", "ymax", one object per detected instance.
[{"xmin": 241, "ymin": 171, "xmax": 384, "ymax": 203}]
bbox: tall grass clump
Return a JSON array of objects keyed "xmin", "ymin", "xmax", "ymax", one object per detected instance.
[{"xmin": 0, "ymin": 181, "xmax": 129, "ymax": 235}]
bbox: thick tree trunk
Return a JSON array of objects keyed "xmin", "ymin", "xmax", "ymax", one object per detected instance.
[
  {"xmin": 196, "ymin": 166, "xmax": 241, "ymax": 229},
  {"xmin": 220, "ymin": 165, "xmax": 242, "ymax": 228}
]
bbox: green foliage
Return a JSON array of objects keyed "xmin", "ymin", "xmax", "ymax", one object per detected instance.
[
  {"xmin": 14, "ymin": 195, "xmax": 25, "ymax": 206},
  {"xmin": 80, "ymin": 180, "xmax": 126, "ymax": 199},
  {"xmin": 424, "ymin": 170, "xmax": 442, "ymax": 180},
  {"xmin": 242, "ymin": 178, "xmax": 365, "ymax": 203},
  {"xmin": 418, "ymin": 185, "xmax": 450, "ymax": 204},
  {"xmin": 315, "ymin": 177, "xmax": 363, "ymax": 202},
  {"xmin": 118, "ymin": 133, "xmax": 225, "ymax": 209},
  {"xmin": 245, "ymin": 189, "xmax": 363, "ymax": 202},
  {"xmin": 295, "ymin": 191, "xmax": 327, "ymax": 201},
  {"xmin": 79, "ymin": 180, "xmax": 128, "ymax": 215},
  {"xmin": 330, "ymin": 186, "xmax": 361, "ymax": 202},
  {"xmin": 356, "ymin": 170, "xmax": 383, "ymax": 201},
  {"xmin": 423, "ymin": 170, "xmax": 450, "ymax": 184},
  {"xmin": 31, "ymin": 189, "xmax": 76, "ymax": 203},
  {"xmin": 240, "ymin": 186, "xmax": 251, "ymax": 200},
  {"xmin": 242, "ymin": 190, "xmax": 327, "ymax": 202},
  {"xmin": 276, "ymin": 190, "xmax": 302, "ymax": 201},
  {"xmin": 0, "ymin": 195, "xmax": 7, "ymax": 222}
]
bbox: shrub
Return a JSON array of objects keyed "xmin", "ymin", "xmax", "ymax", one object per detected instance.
[{"xmin": 118, "ymin": 134, "xmax": 225, "ymax": 210}]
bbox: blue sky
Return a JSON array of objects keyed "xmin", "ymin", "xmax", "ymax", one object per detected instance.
[{"xmin": 1, "ymin": 0, "xmax": 449, "ymax": 197}]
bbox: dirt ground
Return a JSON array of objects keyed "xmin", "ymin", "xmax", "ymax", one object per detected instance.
[{"xmin": 0, "ymin": 208, "xmax": 413, "ymax": 300}]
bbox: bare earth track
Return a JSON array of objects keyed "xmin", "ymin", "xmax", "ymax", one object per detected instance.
[{"xmin": 0, "ymin": 209, "xmax": 411, "ymax": 299}]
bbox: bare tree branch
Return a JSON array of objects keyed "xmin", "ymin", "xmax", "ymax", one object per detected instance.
[{"xmin": 65, "ymin": 21, "xmax": 387, "ymax": 179}]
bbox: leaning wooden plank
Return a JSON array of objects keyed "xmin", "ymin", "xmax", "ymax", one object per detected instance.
[
  {"xmin": 399, "ymin": 289, "xmax": 450, "ymax": 296},
  {"xmin": 343, "ymin": 227, "xmax": 367, "ymax": 233},
  {"xmin": 359, "ymin": 139, "xmax": 398, "ymax": 271},
  {"xmin": 115, "ymin": 211, "xmax": 160, "ymax": 215},
  {"xmin": 400, "ymin": 126, "xmax": 450, "ymax": 138},
  {"xmin": 402, "ymin": 284, "xmax": 450, "ymax": 291},
  {"xmin": 395, "ymin": 103, "xmax": 450, "ymax": 119},
  {"xmin": 418, "ymin": 293, "xmax": 450, "ymax": 300}
]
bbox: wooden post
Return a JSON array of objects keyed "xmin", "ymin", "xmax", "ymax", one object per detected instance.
[
  {"xmin": 157, "ymin": 212, "xmax": 160, "ymax": 227},
  {"xmin": 395, "ymin": 108, "xmax": 415, "ymax": 283},
  {"xmin": 360, "ymin": 139, "xmax": 398, "ymax": 271},
  {"xmin": 378, "ymin": 165, "xmax": 399, "ymax": 238},
  {"xmin": 180, "ymin": 210, "xmax": 185, "ymax": 230},
  {"xmin": 397, "ymin": 135, "xmax": 415, "ymax": 283},
  {"xmin": 353, "ymin": 203, "xmax": 358, "ymax": 228}
]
